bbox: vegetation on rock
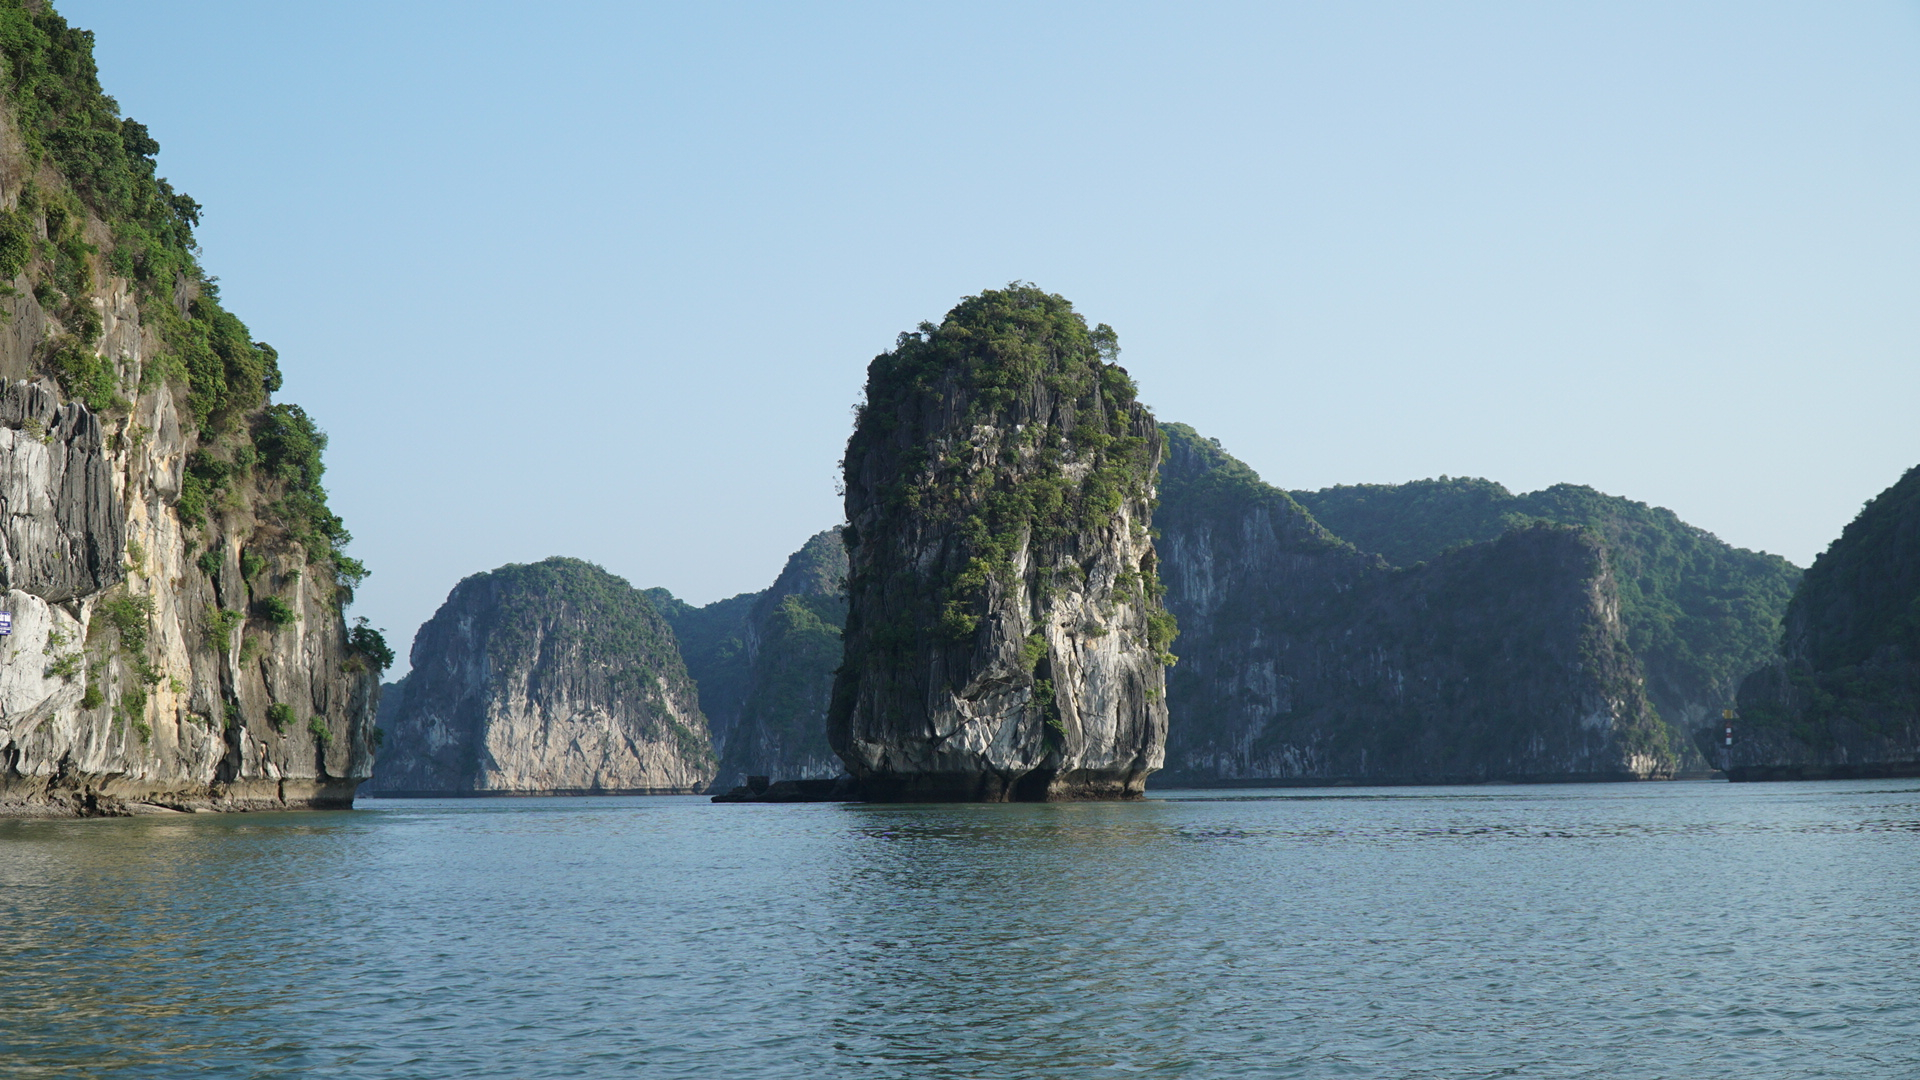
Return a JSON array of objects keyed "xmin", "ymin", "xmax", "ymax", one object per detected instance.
[
  {"xmin": 1731, "ymin": 464, "xmax": 1920, "ymax": 773},
  {"xmin": 347, "ymin": 617, "xmax": 394, "ymax": 673},
  {"xmin": 832, "ymin": 285, "xmax": 1170, "ymax": 801},
  {"xmin": 0, "ymin": 1, "xmax": 364, "ymax": 597},
  {"xmin": 481, "ymin": 558, "xmax": 684, "ymax": 672},
  {"xmin": 842, "ymin": 284, "xmax": 1169, "ymax": 660},
  {"xmin": 1294, "ymin": 475, "xmax": 1800, "ymax": 762},
  {"xmin": 1156, "ymin": 423, "xmax": 1676, "ymax": 784}
]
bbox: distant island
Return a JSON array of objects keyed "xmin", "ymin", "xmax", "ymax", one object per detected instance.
[
  {"xmin": 370, "ymin": 288, "xmax": 1879, "ymax": 801},
  {"xmin": 366, "ymin": 558, "xmax": 712, "ymax": 797}
]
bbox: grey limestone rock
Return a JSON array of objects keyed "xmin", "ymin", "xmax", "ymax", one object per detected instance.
[
  {"xmin": 0, "ymin": 380, "xmax": 124, "ymax": 602},
  {"xmin": 828, "ymin": 286, "xmax": 1171, "ymax": 801},
  {"xmin": 0, "ymin": 376, "xmax": 377, "ymax": 816},
  {"xmin": 366, "ymin": 558, "xmax": 714, "ymax": 795},
  {"xmin": 0, "ymin": 269, "xmax": 376, "ymax": 816}
]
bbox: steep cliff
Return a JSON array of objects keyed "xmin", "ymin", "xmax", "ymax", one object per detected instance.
[
  {"xmin": 1157, "ymin": 424, "xmax": 1673, "ymax": 785},
  {"xmin": 709, "ymin": 528, "xmax": 848, "ymax": 791},
  {"xmin": 0, "ymin": 5, "xmax": 383, "ymax": 815},
  {"xmin": 645, "ymin": 587, "xmax": 756, "ymax": 754},
  {"xmin": 366, "ymin": 558, "xmax": 713, "ymax": 795},
  {"xmin": 829, "ymin": 285, "xmax": 1171, "ymax": 801},
  {"xmin": 1722, "ymin": 464, "xmax": 1920, "ymax": 779},
  {"xmin": 1293, "ymin": 477, "xmax": 1800, "ymax": 767}
]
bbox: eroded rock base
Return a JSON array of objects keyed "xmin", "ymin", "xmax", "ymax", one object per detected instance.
[
  {"xmin": 712, "ymin": 769, "xmax": 1153, "ymax": 803},
  {"xmin": 0, "ymin": 776, "xmax": 361, "ymax": 817},
  {"xmin": 710, "ymin": 775, "xmax": 862, "ymax": 803},
  {"xmin": 1727, "ymin": 762, "xmax": 1920, "ymax": 782}
]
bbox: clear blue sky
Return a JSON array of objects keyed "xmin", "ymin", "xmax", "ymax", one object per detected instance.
[{"xmin": 66, "ymin": 1, "xmax": 1920, "ymax": 666}]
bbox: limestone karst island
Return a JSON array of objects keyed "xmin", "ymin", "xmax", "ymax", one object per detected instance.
[
  {"xmin": 6, "ymin": 4, "xmax": 1920, "ymax": 1079},
  {"xmin": 16, "ymin": 239, "xmax": 1910, "ymax": 809}
]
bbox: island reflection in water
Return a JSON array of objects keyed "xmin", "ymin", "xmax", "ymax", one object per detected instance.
[{"xmin": 2, "ymin": 782, "xmax": 1916, "ymax": 1079}]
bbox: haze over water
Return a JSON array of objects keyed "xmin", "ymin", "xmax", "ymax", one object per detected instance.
[{"xmin": 3, "ymin": 782, "xmax": 1916, "ymax": 1079}]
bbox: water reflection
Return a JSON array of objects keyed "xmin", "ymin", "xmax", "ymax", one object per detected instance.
[
  {"xmin": 0, "ymin": 812, "xmax": 375, "ymax": 1076},
  {"xmin": 824, "ymin": 803, "xmax": 1204, "ymax": 1078}
]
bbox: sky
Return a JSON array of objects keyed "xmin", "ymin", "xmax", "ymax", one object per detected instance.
[{"xmin": 64, "ymin": 0, "xmax": 1920, "ymax": 668}]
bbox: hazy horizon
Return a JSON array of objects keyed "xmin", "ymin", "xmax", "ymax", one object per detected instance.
[{"xmin": 64, "ymin": 0, "xmax": 1920, "ymax": 654}]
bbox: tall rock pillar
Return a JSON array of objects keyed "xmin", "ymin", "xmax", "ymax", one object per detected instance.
[{"xmin": 828, "ymin": 285, "xmax": 1172, "ymax": 801}]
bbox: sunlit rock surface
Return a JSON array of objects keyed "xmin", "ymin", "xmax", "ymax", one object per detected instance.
[
  {"xmin": 366, "ymin": 558, "xmax": 714, "ymax": 795},
  {"xmin": 828, "ymin": 287, "xmax": 1171, "ymax": 801}
]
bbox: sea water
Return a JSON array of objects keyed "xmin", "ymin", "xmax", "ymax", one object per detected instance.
[{"xmin": 1, "ymin": 781, "xmax": 1915, "ymax": 1079}]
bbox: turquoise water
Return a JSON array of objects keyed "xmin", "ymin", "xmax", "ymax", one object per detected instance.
[{"xmin": 2, "ymin": 781, "xmax": 1916, "ymax": 1079}]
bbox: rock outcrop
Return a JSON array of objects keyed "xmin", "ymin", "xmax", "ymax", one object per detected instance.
[
  {"xmin": 366, "ymin": 558, "xmax": 714, "ymax": 795},
  {"xmin": 646, "ymin": 529, "xmax": 848, "ymax": 789},
  {"xmin": 828, "ymin": 286, "xmax": 1171, "ymax": 801},
  {"xmin": 1720, "ymin": 464, "xmax": 1920, "ymax": 780},
  {"xmin": 708, "ymin": 528, "xmax": 848, "ymax": 792},
  {"xmin": 1292, "ymin": 475, "xmax": 1800, "ymax": 769},
  {"xmin": 0, "ymin": 8, "xmax": 381, "ymax": 816},
  {"xmin": 0, "ymin": 380, "xmax": 122, "ymax": 600},
  {"xmin": 645, "ymin": 587, "xmax": 756, "ymax": 755},
  {"xmin": 1156, "ymin": 424, "xmax": 1675, "ymax": 785}
]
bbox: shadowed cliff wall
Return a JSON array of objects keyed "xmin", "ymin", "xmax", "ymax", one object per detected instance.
[
  {"xmin": 1157, "ymin": 424, "xmax": 1674, "ymax": 786},
  {"xmin": 1723, "ymin": 464, "xmax": 1920, "ymax": 780}
]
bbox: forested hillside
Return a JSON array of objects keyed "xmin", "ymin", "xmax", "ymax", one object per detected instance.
[{"xmin": 1294, "ymin": 477, "xmax": 1800, "ymax": 765}]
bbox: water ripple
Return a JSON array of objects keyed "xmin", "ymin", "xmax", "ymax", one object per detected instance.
[{"xmin": 0, "ymin": 781, "xmax": 1915, "ymax": 1078}]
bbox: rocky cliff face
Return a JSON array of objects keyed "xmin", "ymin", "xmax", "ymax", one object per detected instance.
[
  {"xmin": 646, "ymin": 587, "xmax": 756, "ymax": 754},
  {"xmin": 1723, "ymin": 464, "xmax": 1920, "ymax": 780},
  {"xmin": 366, "ymin": 558, "xmax": 714, "ymax": 795},
  {"xmin": 1157, "ymin": 424, "xmax": 1674, "ymax": 785},
  {"xmin": 1292, "ymin": 476, "xmax": 1800, "ymax": 769},
  {"xmin": 829, "ymin": 286, "xmax": 1171, "ymax": 801},
  {"xmin": 0, "ymin": 7, "xmax": 380, "ymax": 815},
  {"xmin": 708, "ymin": 528, "xmax": 848, "ymax": 791}
]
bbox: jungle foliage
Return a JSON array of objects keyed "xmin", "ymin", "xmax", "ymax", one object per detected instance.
[
  {"xmin": 0, "ymin": 2, "xmax": 363, "ymax": 590},
  {"xmin": 846, "ymin": 284, "xmax": 1171, "ymax": 658},
  {"xmin": 1739, "ymin": 464, "xmax": 1920, "ymax": 741},
  {"xmin": 1293, "ymin": 476, "xmax": 1802, "ymax": 710},
  {"xmin": 473, "ymin": 558, "xmax": 684, "ymax": 676}
]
